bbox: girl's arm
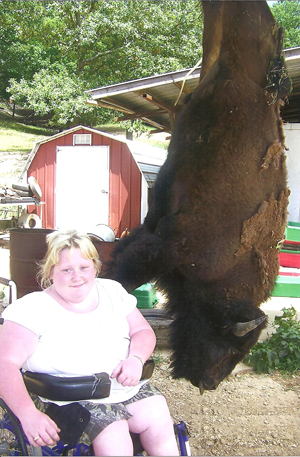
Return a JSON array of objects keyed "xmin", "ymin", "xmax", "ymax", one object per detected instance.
[
  {"xmin": 0, "ymin": 321, "xmax": 60, "ymax": 446},
  {"xmin": 111, "ymin": 307, "xmax": 156, "ymax": 386}
]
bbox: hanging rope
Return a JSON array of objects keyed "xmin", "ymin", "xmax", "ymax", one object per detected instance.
[{"xmin": 174, "ymin": 57, "xmax": 202, "ymax": 107}]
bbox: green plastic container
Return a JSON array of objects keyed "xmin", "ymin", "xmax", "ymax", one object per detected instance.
[
  {"xmin": 285, "ymin": 222, "xmax": 300, "ymax": 243},
  {"xmin": 131, "ymin": 283, "xmax": 158, "ymax": 309},
  {"xmin": 272, "ymin": 275, "xmax": 300, "ymax": 298}
]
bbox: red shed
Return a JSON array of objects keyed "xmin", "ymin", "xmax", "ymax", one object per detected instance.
[{"xmin": 21, "ymin": 126, "xmax": 166, "ymax": 237}]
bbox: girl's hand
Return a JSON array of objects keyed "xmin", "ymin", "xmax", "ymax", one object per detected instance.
[
  {"xmin": 111, "ymin": 356, "xmax": 143, "ymax": 387},
  {"xmin": 19, "ymin": 408, "xmax": 61, "ymax": 447}
]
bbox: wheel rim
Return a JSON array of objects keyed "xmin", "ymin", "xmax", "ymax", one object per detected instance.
[{"xmin": 0, "ymin": 399, "xmax": 29, "ymax": 456}]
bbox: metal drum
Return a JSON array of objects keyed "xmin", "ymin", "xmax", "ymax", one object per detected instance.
[
  {"xmin": 10, "ymin": 228, "xmax": 53, "ymax": 298},
  {"xmin": 90, "ymin": 237, "xmax": 118, "ymax": 276}
]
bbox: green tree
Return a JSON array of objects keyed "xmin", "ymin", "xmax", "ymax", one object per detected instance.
[
  {"xmin": 271, "ymin": 1, "xmax": 300, "ymax": 48},
  {"xmin": 2, "ymin": 0, "xmax": 298, "ymax": 128},
  {"xmin": 0, "ymin": 1, "xmax": 52, "ymax": 99},
  {"xmin": 2, "ymin": 1, "xmax": 203, "ymax": 127}
]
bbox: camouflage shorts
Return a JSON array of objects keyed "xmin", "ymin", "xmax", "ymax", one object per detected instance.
[{"xmin": 31, "ymin": 382, "xmax": 161, "ymax": 444}]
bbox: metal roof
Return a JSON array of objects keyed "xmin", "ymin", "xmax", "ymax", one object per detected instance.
[
  {"xmin": 86, "ymin": 47, "xmax": 300, "ymax": 133},
  {"xmin": 127, "ymin": 140, "xmax": 167, "ymax": 187}
]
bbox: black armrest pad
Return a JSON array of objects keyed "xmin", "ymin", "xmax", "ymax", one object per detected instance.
[
  {"xmin": 23, "ymin": 359, "xmax": 154, "ymax": 401},
  {"xmin": 141, "ymin": 359, "xmax": 155, "ymax": 380},
  {"xmin": 23, "ymin": 372, "xmax": 111, "ymax": 401}
]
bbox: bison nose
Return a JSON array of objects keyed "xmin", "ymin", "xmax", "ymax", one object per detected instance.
[{"xmin": 198, "ymin": 377, "xmax": 219, "ymax": 394}]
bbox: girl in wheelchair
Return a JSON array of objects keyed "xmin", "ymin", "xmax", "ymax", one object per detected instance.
[{"xmin": 0, "ymin": 229, "xmax": 179, "ymax": 456}]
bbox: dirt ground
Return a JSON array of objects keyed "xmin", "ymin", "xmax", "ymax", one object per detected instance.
[{"xmin": 151, "ymin": 350, "xmax": 300, "ymax": 457}]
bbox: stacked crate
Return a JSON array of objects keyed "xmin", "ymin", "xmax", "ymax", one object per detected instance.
[
  {"xmin": 131, "ymin": 283, "xmax": 158, "ymax": 309},
  {"xmin": 272, "ymin": 222, "xmax": 300, "ymax": 298}
]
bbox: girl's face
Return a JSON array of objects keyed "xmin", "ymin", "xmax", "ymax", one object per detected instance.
[{"xmin": 50, "ymin": 248, "xmax": 96, "ymax": 304}]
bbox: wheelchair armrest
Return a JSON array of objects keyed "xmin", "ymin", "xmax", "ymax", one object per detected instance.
[
  {"xmin": 23, "ymin": 371, "xmax": 111, "ymax": 401},
  {"xmin": 141, "ymin": 359, "xmax": 155, "ymax": 380},
  {"xmin": 23, "ymin": 359, "xmax": 154, "ymax": 402}
]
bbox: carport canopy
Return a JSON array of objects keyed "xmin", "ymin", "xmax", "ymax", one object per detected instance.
[
  {"xmin": 86, "ymin": 47, "xmax": 300, "ymax": 134},
  {"xmin": 86, "ymin": 66, "xmax": 201, "ymax": 134}
]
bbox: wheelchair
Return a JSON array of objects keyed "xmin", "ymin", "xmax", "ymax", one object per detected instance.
[{"xmin": 0, "ymin": 277, "xmax": 191, "ymax": 456}]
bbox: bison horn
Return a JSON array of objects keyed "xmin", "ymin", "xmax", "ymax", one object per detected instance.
[
  {"xmin": 232, "ymin": 315, "xmax": 267, "ymax": 337},
  {"xmin": 199, "ymin": 381, "xmax": 205, "ymax": 395}
]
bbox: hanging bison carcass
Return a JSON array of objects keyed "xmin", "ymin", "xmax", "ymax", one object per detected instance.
[{"xmin": 105, "ymin": 1, "xmax": 291, "ymax": 393}]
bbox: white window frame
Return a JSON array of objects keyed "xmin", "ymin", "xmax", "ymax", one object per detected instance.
[{"xmin": 73, "ymin": 134, "xmax": 92, "ymax": 145}]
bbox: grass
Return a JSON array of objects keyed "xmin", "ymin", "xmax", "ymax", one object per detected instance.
[
  {"xmin": 0, "ymin": 115, "xmax": 169, "ymax": 157},
  {"xmin": 0, "ymin": 117, "xmax": 168, "ymax": 154},
  {"xmin": 96, "ymin": 122, "xmax": 169, "ymax": 150},
  {"xmin": 95, "ymin": 122, "xmax": 128, "ymax": 136},
  {"xmin": 0, "ymin": 114, "xmax": 56, "ymax": 153},
  {"xmin": 0, "ymin": 113, "xmax": 57, "ymax": 189},
  {"xmin": 135, "ymin": 135, "xmax": 169, "ymax": 150}
]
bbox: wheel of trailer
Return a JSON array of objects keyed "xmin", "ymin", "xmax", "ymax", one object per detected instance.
[{"xmin": 0, "ymin": 398, "xmax": 30, "ymax": 456}]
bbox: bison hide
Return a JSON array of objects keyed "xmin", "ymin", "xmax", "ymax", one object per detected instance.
[{"xmin": 104, "ymin": 1, "xmax": 291, "ymax": 393}]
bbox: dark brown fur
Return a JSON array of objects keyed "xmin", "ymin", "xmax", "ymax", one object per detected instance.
[{"xmin": 104, "ymin": 1, "xmax": 290, "ymax": 391}]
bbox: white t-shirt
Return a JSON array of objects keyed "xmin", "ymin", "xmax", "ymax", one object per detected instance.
[{"xmin": 2, "ymin": 278, "xmax": 147, "ymax": 404}]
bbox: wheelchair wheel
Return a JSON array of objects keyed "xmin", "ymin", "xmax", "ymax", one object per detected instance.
[{"xmin": 0, "ymin": 398, "xmax": 30, "ymax": 456}]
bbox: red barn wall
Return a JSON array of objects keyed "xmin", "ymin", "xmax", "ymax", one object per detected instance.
[{"xmin": 27, "ymin": 128, "xmax": 141, "ymax": 237}]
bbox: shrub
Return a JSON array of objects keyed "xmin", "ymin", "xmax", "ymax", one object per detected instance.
[{"xmin": 244, "ymin": 307, "xmax": 300, "ymax": 374}]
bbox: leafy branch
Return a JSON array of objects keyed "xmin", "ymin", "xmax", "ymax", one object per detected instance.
[{"xmin": 244, "ymin": 307, "xmax": 300, "ymax": 375}]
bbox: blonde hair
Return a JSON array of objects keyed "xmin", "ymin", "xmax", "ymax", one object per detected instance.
[{"xmin": 37, "ymin": 229, "xmax": 101, "ymax": 289}]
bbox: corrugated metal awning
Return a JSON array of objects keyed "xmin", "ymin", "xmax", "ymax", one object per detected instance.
[{"xmin": 86, "ymin": 47, "xmax": 300, "ymax": 133}]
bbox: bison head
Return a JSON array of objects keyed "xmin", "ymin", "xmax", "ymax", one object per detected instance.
[{"xmin": 169, "ymin": 298, "xmax": 267, "ymax": 393}]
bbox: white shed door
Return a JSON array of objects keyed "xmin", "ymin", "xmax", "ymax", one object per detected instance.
[{"xmin": 55, "ymin": 146, "xmax": 109, "ymax": 231}]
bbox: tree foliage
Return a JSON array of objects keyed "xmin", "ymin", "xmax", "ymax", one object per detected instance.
[
  {"xmin": 271, "ymin": 1, "xmax": 300, "ymax": 49},
  {"xmin": 1, "ymin": 1, "xmax": 203, "ymax": 127},
  {"xmin": 0, "ymin": 0, "xmax": 298, "ymax": 128}
]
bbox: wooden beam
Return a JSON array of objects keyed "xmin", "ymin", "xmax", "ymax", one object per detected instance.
[
  {"xmin": 94, "ymin": 98, "xmax": 170, "ymax": 131},
  {"xmin": 133, "ymin": 91, "xmax": 175, "ymax": 132},
  {"xmin": 93, "ymin": 99, "xmax": 133, "ymax": 115},
  {"xmin": 116, "ymin": 108, "xmax": 166, "ymax": 122},
  {"xmin": 136, "ymin": 91, "xmax": 174, "ymax": 114},
  {"xmin": 139, "ymin": 117, "xmax": 170, "ymax": 131},
  {"xmin": 88, "ymin": 93, "xmax": 172, "ymax": 133},
  {"xmin": 149, "ymin": 128, "xmax": 171, "ymax": 135},
  {"xmin": 173, "ymin": 80, "xmax": 193, "ymax": 95}
]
